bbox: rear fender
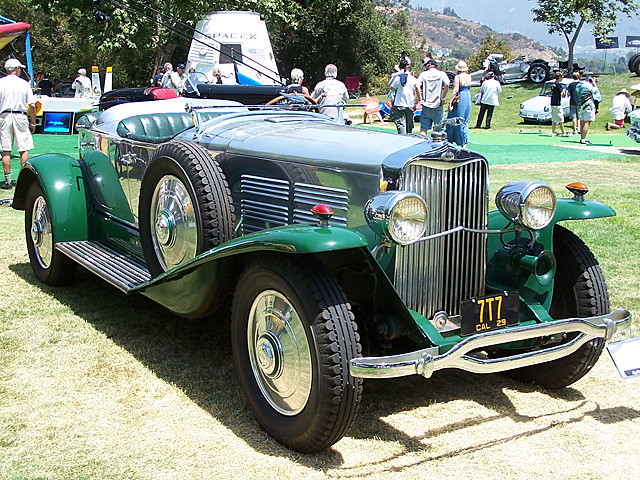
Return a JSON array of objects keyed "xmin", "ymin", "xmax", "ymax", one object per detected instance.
[{"xmin": 13, "ymin": 154, "xmax": 89, "ymax": 242}]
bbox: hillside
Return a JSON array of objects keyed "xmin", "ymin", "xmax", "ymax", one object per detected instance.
[{"xmin": 388, "ymin": 7, "xmax": 557, "ymax": 62}]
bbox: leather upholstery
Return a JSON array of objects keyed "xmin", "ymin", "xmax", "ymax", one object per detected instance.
[{"xmin": 116, "ymin": 112, "xmax": 220, "ymax": 144}]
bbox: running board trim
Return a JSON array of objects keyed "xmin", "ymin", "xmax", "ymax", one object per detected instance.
[{"xmin": 56, "ymin": 241, "xmax": 151, "ymax": 292}]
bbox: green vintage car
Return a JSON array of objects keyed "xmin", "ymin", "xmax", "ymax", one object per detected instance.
[{"xmin": 12, "ymin": 97, "xmax": 632, "ymax": 452}]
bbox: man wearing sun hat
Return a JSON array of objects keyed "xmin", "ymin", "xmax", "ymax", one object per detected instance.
[
  {"xmin": 606, "ymin": 87, "xmax": 633, "ymax": 130},
  {"xmin": 0, "ymin": 58, "xmax": 37, "ymax": 190}
]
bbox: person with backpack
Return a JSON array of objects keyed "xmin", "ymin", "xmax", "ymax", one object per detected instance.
[
  {"xmin": 388, "ymin": 60, "xmax": 421, "ymax": 134},
  {"xmin": 575, "ymin": 74, "xmax": 601, "ymax": 145},
  {"xmin": 566, "ymin": 71, "xmax": 581, "ymax": 135},
  {"xmin": 482, "ymin": 54, "xmax": 501, "ymax": 82}
]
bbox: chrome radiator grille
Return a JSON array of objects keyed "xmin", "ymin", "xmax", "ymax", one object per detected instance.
[{"xmin": 394, "ymin": 158, "xmax": 489, "ymax": 319}]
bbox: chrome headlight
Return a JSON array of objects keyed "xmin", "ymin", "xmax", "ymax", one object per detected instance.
[
  {"xmin": 365, "ymin": 191, "xmax": 427, "ymax": 245},
  {"xmin": 495, "ymin": 181, "xmax": 556, "ymax": 230}
]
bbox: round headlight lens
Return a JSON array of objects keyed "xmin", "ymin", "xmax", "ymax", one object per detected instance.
[
  {"xmin": 389, "ymin": 195, "xmax": 428, "ymax": 244},
  {"xmin": 496, "ymin": 181, "xmax": 556, "ymax": 230},
  {"xmin": 522, "ymin": 184, "xmax": 556, "ymax": 229},
  {"xmin": 365, "ymin": 191, "xmax": 428, "ymax": 245}
]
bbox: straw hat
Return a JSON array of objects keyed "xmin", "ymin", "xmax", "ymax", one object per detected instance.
[
  {"xmin": 455, "ymin": 60, "xmax": 469, "ymax": 73},
  {"xmin": 617, "ymin": 87, "xmax": 629, "ymax": 96}
]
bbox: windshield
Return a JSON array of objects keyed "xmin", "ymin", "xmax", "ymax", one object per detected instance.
[
  {"xmin": 539, "ymin": 83, "xmax": 568, "ymax": 97},
  {"xmin": 185, "ymin": 72, "xmax": 210, "ymax": 95}
]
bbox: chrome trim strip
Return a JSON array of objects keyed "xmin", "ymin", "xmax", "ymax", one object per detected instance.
[{"xmin": 349, "ymin": 309, "xmax": 632, "ymax": 379}]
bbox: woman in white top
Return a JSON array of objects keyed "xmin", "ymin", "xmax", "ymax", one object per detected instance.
[{"xmin": 474, "ymin": 72, "xmax": 502, "ymax": 129}]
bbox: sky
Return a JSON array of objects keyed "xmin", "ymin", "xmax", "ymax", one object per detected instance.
[{"xmin": 410, "ymin": 0, "xmax": 639, "ymax": 56}]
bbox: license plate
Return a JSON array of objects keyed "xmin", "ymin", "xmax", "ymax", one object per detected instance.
[
  {"xmin": 460, "ymin": 291, "xmax": 519, "ymax": 336},
  {"xmin": 606, "ymin": 337, "xmax": 640, "ymax": 379}
]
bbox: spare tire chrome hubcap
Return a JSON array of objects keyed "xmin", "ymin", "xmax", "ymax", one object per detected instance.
[{"xmin": 150, "ymin": 174, "xmax": 198, "ymax": 270}]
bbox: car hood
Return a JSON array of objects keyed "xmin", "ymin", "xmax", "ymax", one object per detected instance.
[
  {"xmin": 521, "ymin": 95, "xmax": 550, "ymax": 110},
  {"xmin": 191, "ymin": 111, "xmax": 452, "ymax": 175}
]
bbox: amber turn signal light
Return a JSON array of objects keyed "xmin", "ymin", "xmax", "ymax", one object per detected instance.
[{"xmin": 565, "ymin": 182, "xmax": 589, "ymax": 201}]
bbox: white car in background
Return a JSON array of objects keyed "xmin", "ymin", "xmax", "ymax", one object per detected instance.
[{"xmin": 519, "ymin": 78, "xmax": 572, "ymax": 123}]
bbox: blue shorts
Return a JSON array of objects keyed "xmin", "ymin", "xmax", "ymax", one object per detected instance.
[
  {"xmin": 420, "ymin": 106, "xmax": 444, "ymax": 131},
  {"xmin": 569, "ymin": 104, "xmax": 578, "ymax": 120}
]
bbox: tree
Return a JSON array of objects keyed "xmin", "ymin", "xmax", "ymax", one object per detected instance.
[
  {"xmin": 467, "ymin": 33, "xmax": 512, "ymax": 72},
  {"xmin": 6, "ymin": 0, "xmax": 406, "ymax": 89},
  {"xmin": 530, "ymin": 0, "xmax": 640, "ymax": 74}
]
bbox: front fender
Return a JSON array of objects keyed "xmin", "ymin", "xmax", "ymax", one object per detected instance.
[
  {"xmin": 12, "ymin": 154, "xmax": 89, "ymax": 242},
  {"xmin": 487, "ymin": 197, "xmax": 616, "ymax": 233},
  {"xmin": 486, "ymin": 197, "xmax": 616, "ymax": 313},
  {"xmin": 133, "ymin": 225, "xmax": 371, "ymax": 317},
  {"xmin": 553, "ymin": 197, "xmax": 616, "ymax": 221}
]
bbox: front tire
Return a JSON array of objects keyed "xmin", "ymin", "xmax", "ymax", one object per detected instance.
[
  {"xmin": 25, "ymin": 182, "xmax": 77, "ymax": 285},
  {"xmin": 506, "ymin": 225, "xmax": 609, "ymax": 389},
  {"xmin": 231, "ymin": 255, "xmax": 362, "ymax": 452}
]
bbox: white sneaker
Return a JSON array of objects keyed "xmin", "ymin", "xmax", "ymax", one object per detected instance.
[{"xmin": 552, "ymin": 133, "xmax": 559, "ymax": 137}]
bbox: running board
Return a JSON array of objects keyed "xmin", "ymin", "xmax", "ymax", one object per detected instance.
[{"xmin": 56, "ymin": 241, "xmax": 151, "ymax": 292}]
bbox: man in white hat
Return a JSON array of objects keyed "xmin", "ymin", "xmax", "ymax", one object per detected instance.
[
  {"xmin": 0, "ymin": 58, "xmax": 37, "ymax": 190},
  {"xmin": 606, "ymin": 88, "xmax": 632, "ymax": 130}
]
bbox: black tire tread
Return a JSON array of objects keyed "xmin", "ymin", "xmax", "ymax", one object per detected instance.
[
  {"xmin": 509, "ymin": 225, "xmax": 609, "ymax": 389},
  {"xmin": 158, "ymin": 141, "xmax": 235, "ymax": 247},
  {"xmin": 528, "ymin": 63, "xmax": 550, "ymax": 83},
  {"xmin": 140, "ymin": 141, "xmax": 234, "ymax": 275},
  {"xmin": 628, "ymin": 54, "xmax": 640, "ymax": 73},
  {"xmin": 232, "ymin": 255, "xmax": 362, "ymax": 452},
  {"xmin": 630, "ymin": 54, "xmax": 640, "ymax": 75}
]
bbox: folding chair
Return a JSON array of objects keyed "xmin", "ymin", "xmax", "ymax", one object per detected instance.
[{"xmin": 344, "ymin": 76, "xmax": 362, "ymax": 99}]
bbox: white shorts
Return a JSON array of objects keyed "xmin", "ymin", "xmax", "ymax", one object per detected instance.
[
  {"xmin": 0, "ymin": 112, "xmax": 34, "ymax": 152},
  {"xmin": 551, "ymin": 106, "xmax": 564, "ymax": 124},
  {"xmin": 578, "ymin": 102, "xmax": 596, "ymax": 123}
]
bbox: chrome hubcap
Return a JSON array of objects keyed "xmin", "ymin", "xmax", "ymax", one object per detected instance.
[
  {"xmin": 248, "ymin": 290, "xmax": 312, "ymax": 415},
  {"xmin": 30, "ymin": 196, "xmax": 53, "ymax": 269},
  {"xmin": 531, "ymin": 67, "xmax": 545, "ymax": 82},
  {"xmin": 150, "ymin": 175, "xmax": 198, "ymax": 271}
]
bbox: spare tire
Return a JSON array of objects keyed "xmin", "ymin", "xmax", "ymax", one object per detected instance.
[{"xmin": 139, "ymin": 141, "xmax": 235, "ymax": 276}]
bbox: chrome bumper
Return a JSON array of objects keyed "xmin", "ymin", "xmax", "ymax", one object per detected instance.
[{"xmin": 349, "ymin": 309, "xmax": 632, "ymax": 379}]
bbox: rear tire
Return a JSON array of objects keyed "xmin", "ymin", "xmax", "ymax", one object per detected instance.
[
  {"xmin": 628, "ymin": 54, "xmax": 640, "ymax": 73},
  {"xmin": 498, "ymin": 225, "xmax": 609, "ymax": 389},
  {"xmin": 528, "ymin": 63, "xmax": 549, "ymax": 83},
  {"xmin": 633, "ymin": 56, "xmax": 640, "ymax": 77},
  {"xmin": 231, "ymin": 255, "xmax": 362, "ymax": 452},
  {"xmin": 25, "ymin": 182, "xmax": 77, "ymax": 285}
]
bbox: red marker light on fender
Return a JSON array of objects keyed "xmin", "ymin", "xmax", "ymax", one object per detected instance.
[{"xmin": 311, "ymin": 204, "xmax": 333, "ymax": 227}]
